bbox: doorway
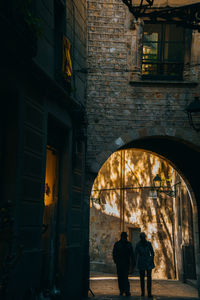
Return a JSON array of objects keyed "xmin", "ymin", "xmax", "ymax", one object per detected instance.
[
  {"xmin": 42, "ymin": 146, "xmax": 59, "ymax": 290},
  {"xmin": 129, "ymin": 227, "xmax": 141, "ymax": 276},
  {"xmin": 129, "ymin": 227, "xmax": 141, "ymax": 253}
]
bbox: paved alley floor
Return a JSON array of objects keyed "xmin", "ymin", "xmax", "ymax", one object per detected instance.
[{"xmin": 87, "ymin": 273, "xmax": 199, "ymax": 300}]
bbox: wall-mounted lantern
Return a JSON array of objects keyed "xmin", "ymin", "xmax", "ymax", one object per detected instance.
[
  {"xmin": 186, "ymin": 97, "xmax": 200, "ymax": 132},
  {"xmin": 153, "ymin": 174, "xmax": 162, "ymax": 189},
  {"xmin": 152, "ymin": 174, "xmax": 180, "ymax": 198},
  {"xmin": 91, "ymin": 174, "xmax": 180, "ymax": 202}
]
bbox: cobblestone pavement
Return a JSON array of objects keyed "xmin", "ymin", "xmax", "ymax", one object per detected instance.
[{"xmin": 86, "ymin": 274, "xmax": 199, "ymax": 300}]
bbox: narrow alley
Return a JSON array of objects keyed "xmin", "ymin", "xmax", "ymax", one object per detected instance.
[{"xmin": 2, "ymin": 1, "xmax": 200, "ymax": 299}]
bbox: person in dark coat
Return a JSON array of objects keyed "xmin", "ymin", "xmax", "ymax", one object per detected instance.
[
  {"xmin": 112, "ymin": 232, "xmax": 135, "ymax": 296},
  {"xmin": 135, "ymin": 232, "xmax": 155, "ymax": 298}
]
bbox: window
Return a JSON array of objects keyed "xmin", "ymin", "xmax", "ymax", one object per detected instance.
[{"xmin": 142, "ymin": 24, "xmax": 185, "ymax": 80}]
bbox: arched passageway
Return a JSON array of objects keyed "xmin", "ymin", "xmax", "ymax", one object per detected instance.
[
  {"xmin": 89, "ymin": 136, "xmax": 200, "ymax": 296},
  {"xmin": 123, "ymin": 136, "xmax": 200, "ymax": 279}
]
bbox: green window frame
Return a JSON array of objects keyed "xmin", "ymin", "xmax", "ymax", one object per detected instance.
[{"xmin": 142, "ymin": 24, "xmax": 185, "ymax": 80}]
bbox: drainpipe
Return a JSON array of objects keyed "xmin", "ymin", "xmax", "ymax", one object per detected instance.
[
  {"xmin": 172, "ymin": 200, "xmax": 177, "ymax": 279},
  {"xmin": 120, "ymin": 150, "xmax": 125, "ymax": 232}
]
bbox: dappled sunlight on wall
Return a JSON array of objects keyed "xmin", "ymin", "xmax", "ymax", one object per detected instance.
[{"xmin": 90, "ymin": 149, "xmax": 189, "ymax": 279}]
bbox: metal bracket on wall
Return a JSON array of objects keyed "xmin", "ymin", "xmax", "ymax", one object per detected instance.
[{"xmin": 121, "ymin": 0, "xmax": 200, "ymax": 31}]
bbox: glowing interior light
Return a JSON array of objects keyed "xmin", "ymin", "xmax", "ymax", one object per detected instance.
[{"xmin": 44, "ymin": 148, "xmax": 58, "ymax": 206}]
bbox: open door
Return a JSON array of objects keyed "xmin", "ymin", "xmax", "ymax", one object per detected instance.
[{"xmin": 42, "ymin": 146, "xmax": 59, "ymax": 290}]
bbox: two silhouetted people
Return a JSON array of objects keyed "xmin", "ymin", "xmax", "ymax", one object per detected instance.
[
  {"xmin": 113, "ymin": 231, "xmax": 154, "ymax": 297},
  {"xmin": 135, "ymin": 232, "xmax": 155, "ymax": 298},
  {"xmin": 112, "ymin": 232, "xmax": 135, "ymax": 296}
]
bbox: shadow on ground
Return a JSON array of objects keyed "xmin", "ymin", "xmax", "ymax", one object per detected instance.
[{"xmin": 86, "ymin": 275, "xmax": 199, "ymax": 300}]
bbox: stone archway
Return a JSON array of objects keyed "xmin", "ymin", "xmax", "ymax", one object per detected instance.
[
  {"xmin": 87, "ymin": 127, "xmax": 200, "ymax": 295},
  {"xmin": 89, "ymin": 127, "xmax": 200, "ymax": 173}
]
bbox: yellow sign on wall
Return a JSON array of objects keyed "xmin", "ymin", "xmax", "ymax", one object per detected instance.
[{"xmin": 62, "ymin": 36, "xmax": 72, "ymax": 82}]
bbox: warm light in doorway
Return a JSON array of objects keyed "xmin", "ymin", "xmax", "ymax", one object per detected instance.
[{"xmin": 44, "ymin": 148, "xmax": 58, "ymax": 206}]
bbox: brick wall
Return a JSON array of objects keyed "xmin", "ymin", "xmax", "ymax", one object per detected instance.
[
  {"xmin": 86, "ymin": 1, "xmax": 200, "ymax": 288},
  {"xmin": 86, "ymin": 0, "xmax": 200, "ymax": 168}
]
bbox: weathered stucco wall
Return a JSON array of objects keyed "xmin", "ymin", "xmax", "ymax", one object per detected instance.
[{"xmin": 90, "ymin": 150, "xmax": 194, "ymax": 279}]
